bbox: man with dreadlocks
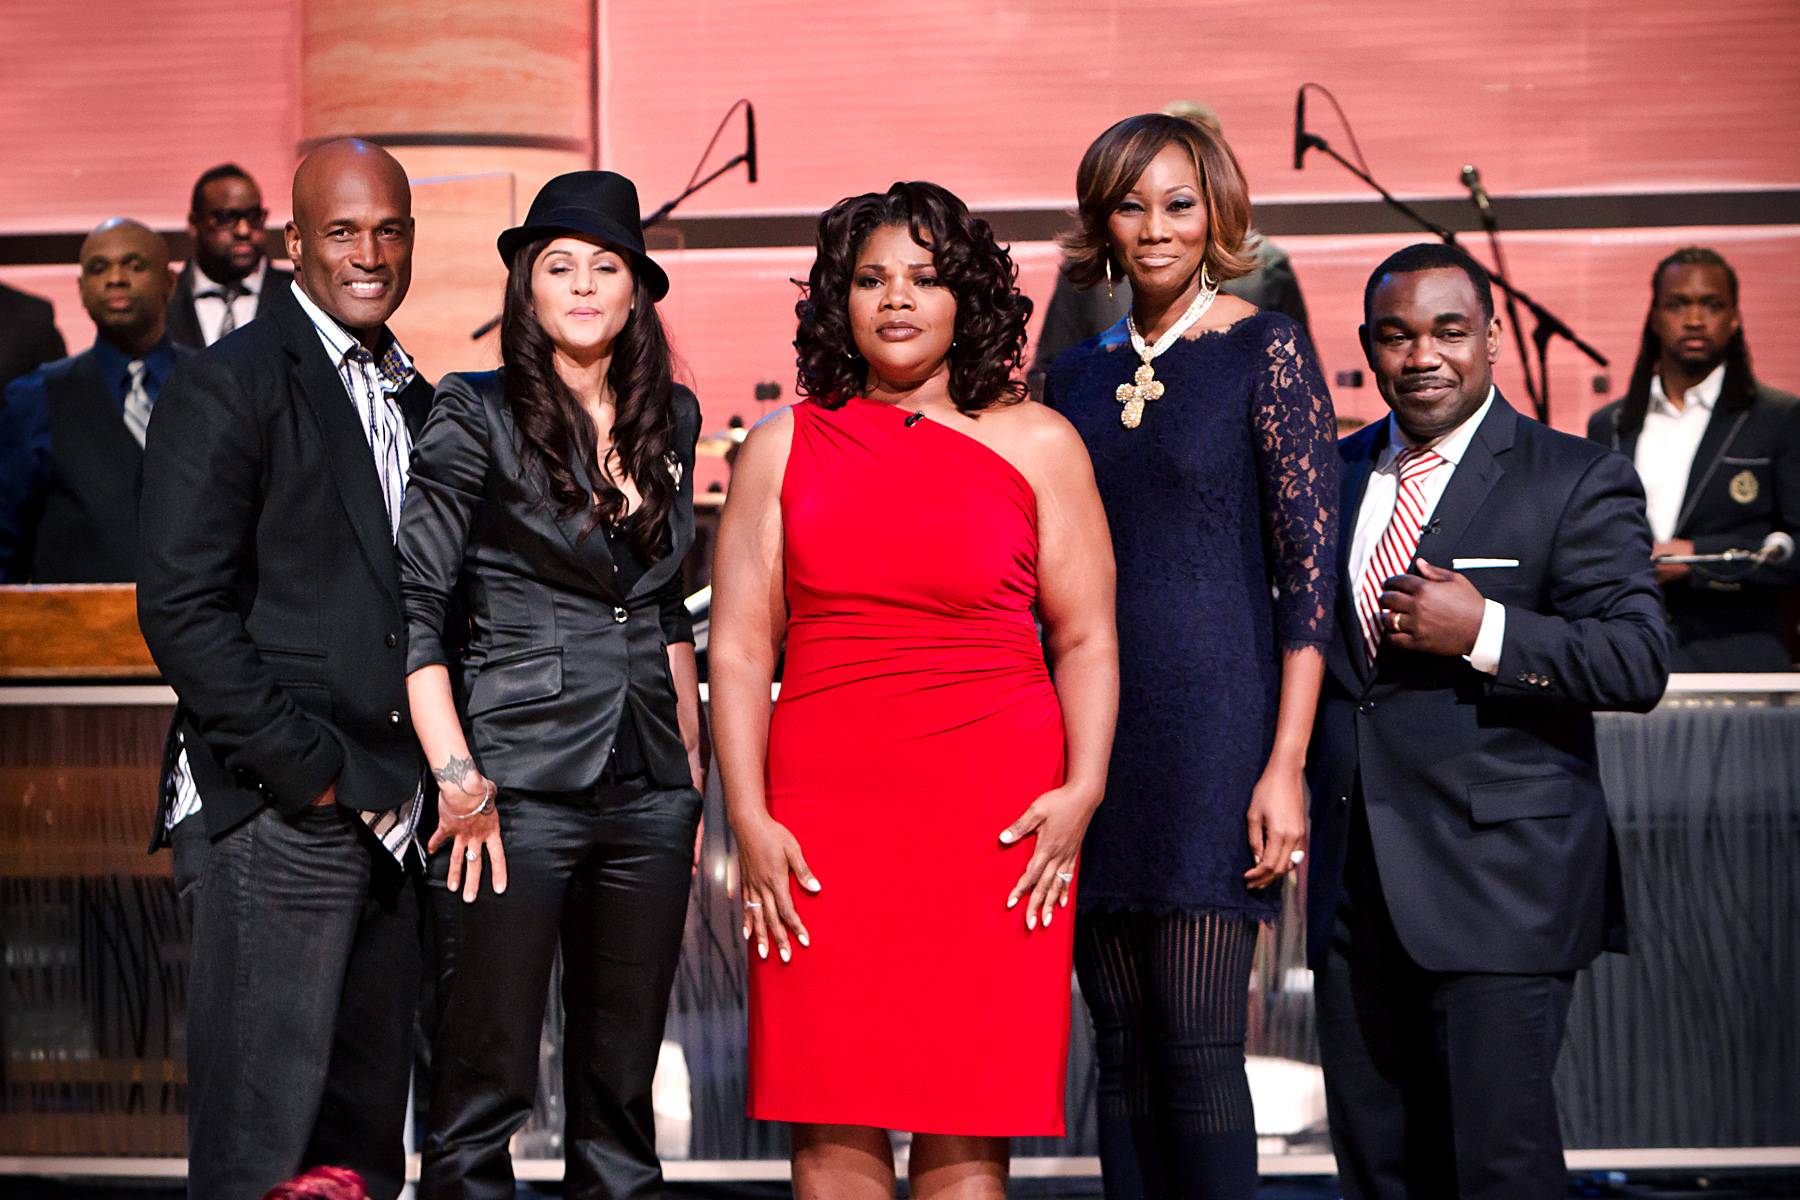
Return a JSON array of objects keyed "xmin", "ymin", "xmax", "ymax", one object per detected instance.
[{"xmin": 1589, "ymin": 247, "xmax": 1800, "ymax": 671}]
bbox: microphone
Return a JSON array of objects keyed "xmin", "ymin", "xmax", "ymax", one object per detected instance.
[
  {"xmin": 904, "ymin": 410, "xmax": 926, "ymax": 427},
  {"xmin": 1460, "ymin": 164, "xmax": 1493, "ymax": 221},
  {"xmin": 1293, "ymin": 86, "xmax": 1309, "ymax": 170},
  {"xmin": 745, "ymin": 101, "xmax": 758, "ymax": 185},
  {"xmin": 1654, "ymin": 531, "xmax": 1794, "ymax": 566}
]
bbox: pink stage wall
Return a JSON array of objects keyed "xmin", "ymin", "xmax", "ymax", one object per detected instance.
[{"xmin": 4, "ymin": 0, "xmax": 1798, "ymax": 497}]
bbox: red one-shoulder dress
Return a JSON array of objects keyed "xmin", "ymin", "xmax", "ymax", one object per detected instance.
[{"xmin": 746, "ymin": 396, "xmax": 1074, "ymax": 1136}]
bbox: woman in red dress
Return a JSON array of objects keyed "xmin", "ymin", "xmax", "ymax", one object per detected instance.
[{"xmin": 711, "ymin": 182, "xmax": 1119, "ymax": 1198}]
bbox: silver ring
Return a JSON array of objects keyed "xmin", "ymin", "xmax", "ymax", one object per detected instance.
[
  {"xmin": 464, "ymin": 847, "xmax": 479, "ymax": 862},
  {"xmin": 1290, "ymin": 850, "xmax": 1306, "ymax": 865},
  {"xmin": 1055, "ymin": 871, "xmax": 1074, "ymax": 883},
  {"xmin": 743, "ymin": 901, "xmax": 763, "ymax": 909}
]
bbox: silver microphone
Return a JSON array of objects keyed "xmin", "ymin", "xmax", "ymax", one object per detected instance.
[{"xmin": 1759, "ymin": 530, "xmax": 1794, "ymax": 565}]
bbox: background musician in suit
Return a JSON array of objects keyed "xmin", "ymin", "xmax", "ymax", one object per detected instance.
[
  {"xmin": 398, "ymin": 171, "xmax": 704, "ymax": 1199},
  {"xmin": 0, "ymin": 280, "xmax": 66, "ymax": 394},
  {"xmin": 166, "ymin": 162, "xmax": 295, "ymax": 349},
  {"xmin": 1588, "ymin": 247, "xmax": 1800, "ymax": 671},
  {"xmin": 1306, "ymin": 244, "xmax": 1670, "ymax": 1199},
  {"xmin": 137, "ymin": 139, "xmax": 431, "ymax": 1200},
  {"xmin": 0, "ymin": 219, "xmax": 185, "ymax": 582}
]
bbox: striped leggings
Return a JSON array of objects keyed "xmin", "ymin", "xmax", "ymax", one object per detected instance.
[{"xmin": 1074, "ymin": 909, "xmax": 1261, "ymax": 1200}]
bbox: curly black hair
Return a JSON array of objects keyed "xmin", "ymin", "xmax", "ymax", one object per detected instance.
[{"xmin": 794, "ymin": 181, "xmax": 1032, "ymax": 415}]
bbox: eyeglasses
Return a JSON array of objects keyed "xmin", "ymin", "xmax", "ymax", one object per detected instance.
[{"xmin": 197, "ymin": 206, "xmax": 268, "ymax": 232}]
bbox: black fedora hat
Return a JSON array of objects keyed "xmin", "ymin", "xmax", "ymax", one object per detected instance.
[{"xmin": 496, "ymin": 170, "xmax": 669, "ymax": 301}]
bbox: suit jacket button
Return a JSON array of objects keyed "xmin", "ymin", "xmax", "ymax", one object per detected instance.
[
  {"xmin": 388, "ymin": 710, "xmax": 402, "ymax": 725},
  {"xmin": 613, "ymin": 607, "xmax": 628, "ymax": 623},
  {"xmin": 385, "ymin": 633, "xmax": 398, "ymax": 647}
]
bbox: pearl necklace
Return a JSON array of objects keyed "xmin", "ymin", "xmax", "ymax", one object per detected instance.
[{"xmin": 1115, "ymin": 270, "xmax": 1220, "ymax": 429}]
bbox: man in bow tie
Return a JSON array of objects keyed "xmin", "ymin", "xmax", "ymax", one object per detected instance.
[
  {"xmin": 1305, "ymin": 243, "xmax": 1671, "ymax": 1199},
  {"xmin": 166, "ymin": 162, "xmax": 296, "ymax": 349},
  {"xmin": 0, "ymin": 218, "xmax": 188, "ymax": 582}
]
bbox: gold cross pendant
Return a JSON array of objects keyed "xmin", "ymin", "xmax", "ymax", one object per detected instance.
[{"xmin": 1115, "ymin": 360, "xmax": 1164, "ymax": 429}]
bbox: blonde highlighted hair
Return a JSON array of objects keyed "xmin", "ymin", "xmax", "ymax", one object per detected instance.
[{"xmin": 1060, "ymin": 113, "xmax": 1254, "ymax": 291}]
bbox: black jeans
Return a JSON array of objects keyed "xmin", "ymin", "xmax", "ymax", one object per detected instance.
[
  {"xmin": 1315, "ymin": 799, "xmax": 1575, "ymax": 1200},
  {"xmin": 186, "ymin": 803, "xmax": 423, "ymax": 1200},
  {"xmin": 421, "ymin": 779, "xmax": 701, "ymax": 1200}
]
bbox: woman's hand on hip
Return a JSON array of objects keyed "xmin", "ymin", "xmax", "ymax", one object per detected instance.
[
  {"xmin": 733, "ymin": 812, "xmax": 818, "ymax": 965},
  {"xmin": 1000, "ymin": 783, "xmax": 1100, "ymax": 932},
  {"xmin": 427, "ymin": 755, "xmax": 507, "ymax": 903},
  {"xmin": 1244, "ymin": 760, "xmax": 1307, "ymax": 889}
]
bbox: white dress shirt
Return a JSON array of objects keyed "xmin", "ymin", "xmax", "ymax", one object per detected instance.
[
  {"xmin": 1348, "ymin": 387, "xmax": 1506, "ymax": 674},
  {"xmin": 1634, "ymin": 362, "xmax": 1724, "ymax": 543},
  {"xmin": 191, "ymin": 258, "xmax": 267, "ymax": 346}
]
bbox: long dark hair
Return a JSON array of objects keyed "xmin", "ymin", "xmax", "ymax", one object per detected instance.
[
  {"xmin": 794, "ymin": 181, "xmax": 1031, "ymax": 416},
  {"xmin": 501, "ymin": 237, "xmax": 678, "ymax": 560},
  {"xmin": 1619, "ymin": 246, "xmax": 1757, "ymax": 436}
]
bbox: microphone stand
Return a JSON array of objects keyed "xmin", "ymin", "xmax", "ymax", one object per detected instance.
[
  {"xmin": 1470, "ymin": 185, "xmax": 1541, "ymax": 416},
  {"xmin": 1297, "ymin": 131, "xmax": 1608, "ymax": 424}
]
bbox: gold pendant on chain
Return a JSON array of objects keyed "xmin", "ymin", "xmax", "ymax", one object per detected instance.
[{"xmin": 1115, "ymin": 359, "xmax": 1165, "ymax": 429}]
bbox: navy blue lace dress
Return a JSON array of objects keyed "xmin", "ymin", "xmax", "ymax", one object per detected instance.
[{"xmin": 1046, "ymin": 311, "xmax": 1338, "ymax": 920}]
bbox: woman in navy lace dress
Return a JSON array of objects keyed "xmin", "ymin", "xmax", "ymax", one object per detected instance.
[{"xmin": 1044, "ymin": 114, "xmax": 1338, "ymax": 1199}]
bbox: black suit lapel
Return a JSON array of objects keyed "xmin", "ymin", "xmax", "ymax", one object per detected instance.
[
  {"xmin": 165, "ymin": 264, "xmax": 203, "ymax": 349},
  {"xmin": 626, "ymin": 455, "xmax": 695, "ymax": 603},
  {"xmin": 1412, "ymin": 395, "xmax": 1518, "ymax": 569},
  {"xmin": 1673, "ymin": 405, "xmax": 1749, "ymax": 536},
  {"xmin": 274, "ymin": 301, "xmax": 402, "ymax": 605},
  {"xmin": 1328, "ymin": 423, "xmax": 1385, "ymax": 695}
]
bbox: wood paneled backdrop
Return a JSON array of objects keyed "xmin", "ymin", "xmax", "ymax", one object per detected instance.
[{"xmin": 3, "ymin": 0, "xmax": 1798, "ymax": 498}]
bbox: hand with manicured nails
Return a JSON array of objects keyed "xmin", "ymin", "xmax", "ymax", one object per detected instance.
[
  {"xmin": 999, "ymin": 783, "xmax": 1101, "ymax": 931},
  {"xmin": 736, "ymin": 812, "xmax": 819, "ymax": 963}
]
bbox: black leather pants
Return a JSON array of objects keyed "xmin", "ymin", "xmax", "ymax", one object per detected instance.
[{"xmin": 420, "ymin": 779, "xmax": 701, "ymax": 1200}]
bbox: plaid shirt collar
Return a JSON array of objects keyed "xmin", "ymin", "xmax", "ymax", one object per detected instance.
[{"xmin": 287, "ymin": 280, "xmax": 416, "ymax": 394}]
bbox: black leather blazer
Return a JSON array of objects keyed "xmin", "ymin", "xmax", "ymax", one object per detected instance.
[{"xmin": 398, "ymin": 370, "xmax": 699, "ymax": 792}]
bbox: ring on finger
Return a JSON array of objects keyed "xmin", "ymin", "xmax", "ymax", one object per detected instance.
[
  {"xmin": 744, "ymin": 901, "xmax": 763, "ymax": 909},
  {"xmin": 1055, "ymin": 871, "xmax": 1074, "ymax": 884},
  {"xmin": 463, "ymin": 846, "xmax": 479, "ymax": 862},
  {"xmin": 1290, "ymin": 849, "xmax": 1306, "ymax": 865}
]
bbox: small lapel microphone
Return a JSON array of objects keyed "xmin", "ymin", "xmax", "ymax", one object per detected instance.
[{"xmin": 904, "ymin": 410, "xmax": 926, "ymax": 427}]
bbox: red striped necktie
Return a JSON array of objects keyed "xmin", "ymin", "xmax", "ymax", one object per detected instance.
[{"xmin": 1356, "ymin": 446, "xmax": 1446, "ymax": 661}]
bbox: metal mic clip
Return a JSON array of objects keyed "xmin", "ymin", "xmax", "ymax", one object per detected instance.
[{"xmin": 904, "ymin": 410, "xmax": 926, "ymax": 427}]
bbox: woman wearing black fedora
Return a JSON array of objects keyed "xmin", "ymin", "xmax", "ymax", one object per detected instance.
[{"xmin": 397, "ymin": 170, "xmax": 704, "ymax": 1199}]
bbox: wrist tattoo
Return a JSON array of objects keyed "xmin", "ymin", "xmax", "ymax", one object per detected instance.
[{"xmin": 433, "ymin": 753, "xmax": 475, "ymax": 789}]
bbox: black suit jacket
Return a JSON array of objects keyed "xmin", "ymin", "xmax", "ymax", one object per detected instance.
[
  {"xmin": 1589, "ymin": 383, "xmax": 1800, "ymax": 671},
  {"xmin": 138, "ymin": 295, "xmax": 434, "ymax": 843},
  {"xmin": 27, "ymin": 344, "xmax": 194, "ymax": 582},
  {"xmin": 1307, "ymin": 395, "xmax": 1671, "ymax": 975},
  {"xmin": 164, "ymin": 261, "xmax": 297, "ymax": 350},
  {"xmin": 0, "ymin": 282, "xmax": 66, "ymax": 393},
  {"xmin": 398, "ymin": 370, "xmax": 700, "ymax": 792}
]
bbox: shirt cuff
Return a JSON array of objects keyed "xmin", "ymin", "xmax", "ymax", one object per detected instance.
[{"xmin": 1464, "ymin": 599, "xmax": 1505, "ymax": 676}]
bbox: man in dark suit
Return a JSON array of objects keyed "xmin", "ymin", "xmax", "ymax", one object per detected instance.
[
  {"xmin": 1588, "ymin": 247, "xmax": 1799, "ymax": 671},
  {"xmin": 0, "ymin": 280, "xmax": 66, "ymax": 394},
  {"xmin": 165, "ymin": 162, "xmax": 295, "ymax": 349},
  {"xmin": 0, "ymin": 220, "xmax": 187, "ymax": 582},
  {"xmin": 1306, "ymin": 243, "xmax": 1670, "ymax": 1199},
  {"xmin": 138, "ymin": 139, "xmax": 432, "ymax": 1200}
]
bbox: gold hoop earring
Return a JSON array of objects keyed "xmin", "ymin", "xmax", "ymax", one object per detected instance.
[{"xmin": 1200, "ymin": 262, "xmax": 1215, "ymax": 292}]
